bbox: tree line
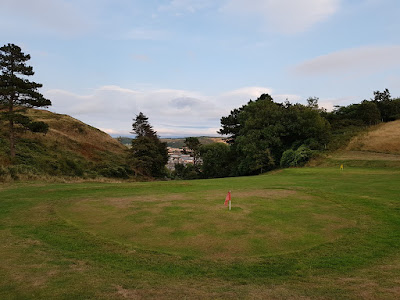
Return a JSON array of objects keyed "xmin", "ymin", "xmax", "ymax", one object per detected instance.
[
  {"xmin": 2, "ymin": 43, "xmax": 400, "ymax": 180},
  {"xmin": 167, "ymin": 91, "xmax": 400, "ymax": 179}
]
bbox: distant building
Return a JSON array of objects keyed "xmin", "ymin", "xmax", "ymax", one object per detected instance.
[{"xmin": 166, "ymin": 148, "xmax": 195, "ymax": 170}]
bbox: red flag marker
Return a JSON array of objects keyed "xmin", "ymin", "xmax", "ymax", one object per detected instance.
[{"xmin": 224, "ymin": 191, "xmax": 231, "ymax": 209}]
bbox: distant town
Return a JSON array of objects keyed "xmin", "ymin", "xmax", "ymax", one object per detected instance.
[
  {"xmin": 116, "ymin": 136, "xmax": 223, "ymax": 170},
  {"xmin": 167, "ymin": 147, "xmax": 199, "ymax": 170}
]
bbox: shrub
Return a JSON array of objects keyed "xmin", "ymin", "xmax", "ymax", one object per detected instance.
[{"xmin": 280, "ymin": 145, "xmax": 313, "ymax": 168}]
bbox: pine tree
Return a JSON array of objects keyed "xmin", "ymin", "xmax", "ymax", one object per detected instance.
[
  {"xmin": 0, "ymin": 43, "xmax": 51, "ymax": 159},
  {"xmin": 129, "ymin": 112, "xmax": 168, "ymax": 177},
  {"xmin": 131, "ymin": 112, "xmax": 156, "ymax": 138}
]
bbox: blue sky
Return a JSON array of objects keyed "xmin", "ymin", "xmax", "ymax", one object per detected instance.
[{"xmin": 2, "ymin": 0, "xmax": 400, "ymax": 137}]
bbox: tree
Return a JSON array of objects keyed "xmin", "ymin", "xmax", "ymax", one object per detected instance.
[
  {"xmin": 372, "ymin": 89, "xmax": 400, "ymax": 122},
  {"xmin": 128, "ymin": 112, "xmax": 168, "ymax": 178},
  {"xmin": 218, "ymin": 94, "xmax": 331, "ymax": 176},
  {"xmin": 0, "ymin": 43, "xmax": 51, "ymax": 158},
  {"xmin": 184, "ymin": 137, "xmax": 201, "ymax": 167},
  {"xmin": 306, "ymin": 97, "xmax": 319, "ymax": 110},
  {"xmin": 199, "ymin": 143, "xmax": 231, "ymax": 178},
  {"xmin": 131, "ymin": 112, "xmax": 156, "ymax": 138},
  {"xmin": 358, "ymin": 100, "xmax": 381, "ymax": 125}
]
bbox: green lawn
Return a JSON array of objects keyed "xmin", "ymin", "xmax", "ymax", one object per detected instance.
[{"xmin": 1, "ymin": 167, "xmax": 400, "ymax": 299}]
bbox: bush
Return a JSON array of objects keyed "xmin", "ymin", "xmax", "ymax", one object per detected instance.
[
  {"xmin": 0, "ymin": 164, "xmax": 39, "ymax": 181},
  {"xmin": 280, "ymin": 145, "xmax": 313, "ymax": 168},
  {"xmin": 280, "ymin": 149, "xmax": 296, "ymax": 168},
  {"xmin": 172, "ymin": 163, "xmax": 200, "ymax": 180},
  {"xmin": 98, "ymin": 165, "xmax": 130, "ymax": 179}
]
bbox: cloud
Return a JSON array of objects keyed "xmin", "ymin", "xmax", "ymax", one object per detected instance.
[
  {"xmin": 221, "ymin": 0, "xmax": 340, "ymax": 34},
  {"xmin": 0, "ymin": 0, "xmax": 89, "ymax": 36},
  {"xmin": 293, "ymin": 45, "xmax": 400, "ymax": 76},
  {"xmin": 45, "ymin": 85, "xmax": 296, "ymax": 137}
]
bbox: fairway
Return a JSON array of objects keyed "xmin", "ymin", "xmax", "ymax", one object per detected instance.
[{"xmin": 1, "ymin": 167, "xmax": 400, "ymax": 299}]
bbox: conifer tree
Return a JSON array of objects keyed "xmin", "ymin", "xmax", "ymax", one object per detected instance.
[
  {"xmin": 0, "ymin": 43, "xmax": 51, "ymax": 158},
  {"xmin": 129, "ymin": 112, "xmax": 168, "ymax": 177}
]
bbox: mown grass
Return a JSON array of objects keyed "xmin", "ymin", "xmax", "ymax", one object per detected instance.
[{"xmin": 1, "ymin": 167, "xmax": 400, "ymax": 299}]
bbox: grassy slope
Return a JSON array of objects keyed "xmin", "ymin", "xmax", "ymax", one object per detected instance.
[
  {"xmin": 0, "ymin": 109, "xmax": 128, "ymax": 178},
  {"xmin": 321, "ymin": 120, "xmax": 400, "ymax": 168},
  {"xmin": 1, "ymin": 166, "xmax": 400, "ymax": 299}
]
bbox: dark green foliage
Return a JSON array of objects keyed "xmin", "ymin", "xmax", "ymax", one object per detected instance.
[
  {"xmin": 199, "ymin": 143, "xmax": 231, "ymax": 178},
  {"xmin": 280, "ymin": 145, "xmax": 313, "ymax": 168},
  {"xmin": 280, "ymin": 149, "xmax": 296, "ymax": 168},
  {"xmin": 373, "ymin": 89, "xmax": 400, "ymax": 122},
  {"xmin": 172, "ymin": 163, "xmax": 199, "ymax": 180},
  {"xmin": 184, "ymin": 137, "xmax": 201, "ymax": 167},
  {"xmin": 328, "ymin": 89, "xmax": 400, "ymax": 128},
  {"xmin": 219, "ymin": 94, "xmax": 330, "ymax": 175},
  {"xmin": 97, "ymin": 165, "xmax": 130, "ymax": 179},
  {"xmin": 329, "ymin": 101, "xmax": 380, "ymax": 127},
  {"xmin": 131, "ymin": 112, "xmax": 156, "ymax": 138},
  {"xmin": 218, "ymin": 106, "xmax": 244, "ymax": 144},
  {"xmin": 0, "ymin": 43, "xmax": 51, "ymax": 158},
  {"xmin": 28, "ymin": 121, "xmax": 49, "ymax": 133},
  {"xmin": 128, "ymin": 112, "xmax": 168, "ymax": 178},
  {"xmin": 358, "ymin": 100, "xmax": 381, "ymax": 125}
]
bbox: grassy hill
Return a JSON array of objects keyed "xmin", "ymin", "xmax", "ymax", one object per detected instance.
[
  {"xmin": 319, "ymin": 120, "xmax": 400, "ymax": 168},
  {"xmin": 0, "ymin": 109, "xmax": 129, "ymax": 180},
  {"xmin": 346, "ymin": 120, "xmax": 400, "ymax": 154}
]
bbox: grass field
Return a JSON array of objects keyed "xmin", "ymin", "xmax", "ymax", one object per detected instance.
[{"xmin": 1, "ymin": 167, "xmax": 400, "ymax": 299}]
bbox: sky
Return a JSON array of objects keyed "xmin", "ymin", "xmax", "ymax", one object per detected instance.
[{"xmin": 1, "ymin": 0, "xmax": 400, "ymax": 137}]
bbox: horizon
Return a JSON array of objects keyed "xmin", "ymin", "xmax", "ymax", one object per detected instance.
[{"xmin": 2, "ymin": 0, "xmax": 400, "ymax": 137}]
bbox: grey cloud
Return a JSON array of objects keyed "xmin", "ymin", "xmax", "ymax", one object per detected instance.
[
  {"xmin": 294, "ymin": 45, "xmax": 400, "ymax": 76},
  {"xmin": 170, "ymin": 97, "xmax": 203, "ymax": 109}
]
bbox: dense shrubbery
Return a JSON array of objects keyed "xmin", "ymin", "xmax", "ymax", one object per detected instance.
[
  {"xmin": 280, "ymin": 145, "xmax": 314, "ymax": 168},
  {"xmin": 217, "ymin": 94, "xmax": 330, "ymax": 176}
]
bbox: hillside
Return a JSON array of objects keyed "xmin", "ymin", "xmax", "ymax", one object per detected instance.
[
  {"xmin": 0, "ymin": 109, "xmax": 129, "ymax": 179},
  {"xmin": 325, "ymin": 120, "xmax": 400, "ymax": 167},
  {"xmin": 117, "ymin": 136, "xmax": 225, "ymax": 148}
]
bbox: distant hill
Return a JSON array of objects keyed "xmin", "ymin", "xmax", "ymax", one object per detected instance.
[
  {"xmin": 117, "ymin": 136, "xmax": 225, "ymax": 148},
  {"xmin": 0, "ymin": 109, "xmax": 129, "ymax": 180},
  {"xmin": 321, "ymin": 120, "xmax": 400, "ymax": 168}
]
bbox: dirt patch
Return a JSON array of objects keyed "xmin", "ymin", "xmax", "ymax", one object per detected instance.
[
  {"xmin": 115, "ymin": 285, "xmax": 139, "ymax": 299},
  {"xmin": 114, "ymin": 279, "xmax": 240, "ymax": 300}
]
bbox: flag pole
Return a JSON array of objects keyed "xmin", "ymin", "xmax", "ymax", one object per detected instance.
[{"xmin": 229, "ymin": 190, "xmax": 231, "ymax": 211}]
